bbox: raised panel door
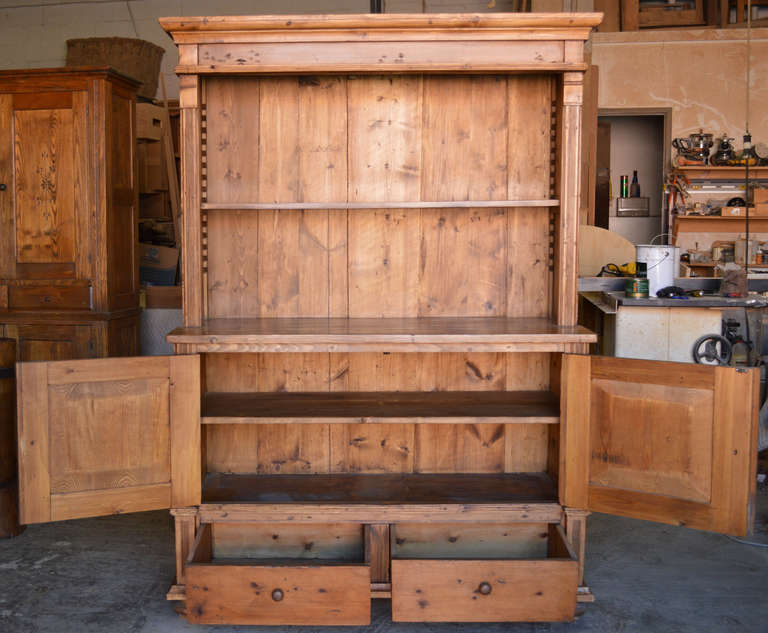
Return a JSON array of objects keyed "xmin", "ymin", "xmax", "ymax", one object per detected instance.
[
  {"xmin": 17, "ymin": 355, "xmax": 200, "ymax": 524},
  {"xmin": 560, "ymin": 355, "xmax": 759, "ymax": 537}
]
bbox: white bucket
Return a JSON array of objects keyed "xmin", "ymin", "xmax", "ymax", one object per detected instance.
[{"xmin": 636, "ymin": 243, "xmax": 680, "ymax": 297}]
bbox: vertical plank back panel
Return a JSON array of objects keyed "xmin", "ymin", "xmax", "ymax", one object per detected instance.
[
  {"xmin": 205, "ymin": 353, "xmax": 332, "ymax": 475},
  {"xmin": 421, "ymin": 76, "xmax": 507, "ymax": 202},
  {"xmin": 297, "ymin": 76, "xmax": 347, "ymax": 203},
  {"xmin": 199, "ymin": 72, "xmax": 558, "ymax": 476},
  {"xmin": 206, "ymin": 210, "xmax": 260, "ymax": 318},
  {"xmin": 330, "ymin": 424, "xmax": 414, "ymax": 473},
  {"xmin": 257, "ymin": 209, "xmax": 330, "ymax": 317},
  {"xmin": 258, "ymin": 77, "xmax": 299, "ymax": 203},
  {"xmin": 348, "ymin": 75, "xmax": 422, "ymax": 203},
  {"xmin": 417, "ymin": 207, "xmax": 506, "ymax": 317},
  {"xmin": 205, "ymin": 78, "xmax": 260, "ymax": 204},
  {"xmin": 507, "ymin": 76, "xmax": 552, "ymax": 200},
  {"xmin": 203, "ymin": 74, "xmax": 556, "ymax": 323},
  {"xmin": 506, "ymin": 76, "xmax": 553, "ymax": 319},
  {"xmin": 205, "ymin": 78, "xmax": 260, "ymax": 319},
  {"xmin": 415, "ymin": 423, "xmax": 506, "ymax": 473},
  {"xmin": 348, "ymin": 209, "xmax": 420, "ymax": 318}
]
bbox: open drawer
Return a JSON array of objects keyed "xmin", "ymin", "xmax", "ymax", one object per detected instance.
[
  {"xmin": 184, "ymin": 522, "xmax": 371, "ymax": 625},
  {"xmin": 391, "ymin": 523, "xmax": 577, "ymax": 622}
]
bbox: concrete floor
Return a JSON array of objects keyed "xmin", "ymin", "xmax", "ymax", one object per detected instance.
[{"xmin": 0, "ymin": 490, "xmax": 766, "ymax": 633}]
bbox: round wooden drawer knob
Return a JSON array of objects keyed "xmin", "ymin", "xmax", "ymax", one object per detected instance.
[
  {"xmin": 272, "ymin": 588, "xmax": 284, "ymax": 602},
  {"xmin": 478, "ymin": 582, "xmax": 492, "ymax": 595}
]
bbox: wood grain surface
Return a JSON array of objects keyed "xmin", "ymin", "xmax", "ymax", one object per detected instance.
[{"xmin": 391, "ymin": 558, "xmax": 576, "ymax": 622}]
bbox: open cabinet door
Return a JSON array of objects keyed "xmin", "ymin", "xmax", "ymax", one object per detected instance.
[
  {"xmin": 17, "ymin": 355, "xmax": 200, "ymax": 524},
  {"xmin": 561, "ymin": 355, "xmax": 758, "ymax": 537}
]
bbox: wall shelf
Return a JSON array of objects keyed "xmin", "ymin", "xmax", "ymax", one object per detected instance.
[
  {"xmin": 674, "ymin": 166, "xmax": 768, "ymax": 180},
  {"xmin": 673, "ymin": 214, "xmax": 768, "ymax": 234}
]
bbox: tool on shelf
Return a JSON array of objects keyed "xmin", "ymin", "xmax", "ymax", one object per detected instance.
[
  {"xmin": 672, "ymin": 130, "xmax": 713, "ymax": 166},
  {"xmin": 710, "ymin": 134, "xmax": 736, "ymax": 166}
]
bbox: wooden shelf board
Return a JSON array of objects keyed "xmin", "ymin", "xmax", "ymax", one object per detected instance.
[
  {"xmin": 167, "ymin": 318, "xmax": 596, "ymax": 352},
  {"xmin": 201, "ymin": 200, "xmax": 559, "ymax": 210},
  {"xmin": 202, "ymin": 473, "xmax": 558, "ymax": 506},
  {"xmin": 674, "ymin": 166, "xmax": 768, "ymax": 179},
  {"xmin": 142, "ymin": 284, "xmax": 182, "ymax": 309},
  {"xmin": 202, "ymin": 390, "xmax": 560, "ymax": 425},
  {"xmin": 675, "ymin": 214, "xmax": 768, "ymax": 220},
  {"xmin": 674, "ymin": 215, "xmax": 768, "ymax": 233}
]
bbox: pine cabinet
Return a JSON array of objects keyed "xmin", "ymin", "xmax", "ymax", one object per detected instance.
[
  {"xmin": 0, "ymin": 68, "xmax": 140, "ymax": 361},
  {"xmin": 13, "ymin": 14, "xmax": 759, "ymax": 626}
]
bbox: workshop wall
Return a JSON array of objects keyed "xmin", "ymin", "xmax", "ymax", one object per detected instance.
[{"xmin": 592, "ymin": 28, "xmax": 768, "ymax": 152}]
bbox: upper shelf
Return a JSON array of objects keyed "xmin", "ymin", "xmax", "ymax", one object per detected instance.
[
  {"xmin": 167, "ymin": 317, "xmax": 596, "ymax": 352},
  {"xmin": 201, "ymin": 200, "xmax": 559, "ymax": 211}
]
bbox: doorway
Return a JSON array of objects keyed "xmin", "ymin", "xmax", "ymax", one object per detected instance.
[{"xmin": 595, "ymin": 110, "xmax": 671, "ymax": 245}]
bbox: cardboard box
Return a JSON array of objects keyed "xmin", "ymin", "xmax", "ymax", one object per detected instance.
[
  {"xmin": 139, "ymin": 243, "xmax": 178, "ymax": 285},
  {"xmin": 139, "ymin": 218, "xmax": 175, "ymax": 245},
  {"xmin": 139, "ymin": 191, "xmax": 171, "ymax": 219},
  {"xmin": 721, "ymin": 206, "xmax": 746, "ymax": 217},
  {"xmin": 754, "ymin": 203, "xmax": 768, "ymax": 216},
  {"xmin": 753, "ymin": 187, "xmax": 768, "ymax": 205},
  {"xmin": 137, "ymin": 141, "xmax": 166, "ymax": 193},
  {"xmin": 136, "ymin": 102, "xmax": 164, "ymax": 141}
]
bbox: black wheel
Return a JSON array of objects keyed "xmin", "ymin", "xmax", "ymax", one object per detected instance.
[{"xmin": 692, "ymin": 334, "xmax": 732, "ymax": 366}]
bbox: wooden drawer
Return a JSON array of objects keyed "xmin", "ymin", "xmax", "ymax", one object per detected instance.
[
  {"xmin": 391, "ymin": 524, "xmax": 577, "ymax": 622},
  {"xmin": 7, "ymin": 285, "xmax": 91, "ymax": 310},
  {"xmin": 184, "ymin": 523, "xmax": 371, "ymax": 625}
]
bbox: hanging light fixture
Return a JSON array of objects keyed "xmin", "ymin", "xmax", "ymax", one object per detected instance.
[{"xmin": 744, "ymin": 0, "xmax": 753, "ymax": 274}]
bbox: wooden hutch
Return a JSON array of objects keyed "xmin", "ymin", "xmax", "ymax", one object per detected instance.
[
  {"xmin": 0, "ymin": 68, "xmax": 141, "ymax": 361},
  {"xmin": 14, "ymin": 14, "xmax": 758, "ymax": 626}
]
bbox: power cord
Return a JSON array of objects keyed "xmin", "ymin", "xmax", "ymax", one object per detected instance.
[{"xmin": 726, "ymin": 535, "xmax": 768, "ymax": 548}]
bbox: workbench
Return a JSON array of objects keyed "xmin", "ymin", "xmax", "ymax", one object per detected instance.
[{"xmin": 580, "ymin": 290, "xmax": 767, "ymax": 362}]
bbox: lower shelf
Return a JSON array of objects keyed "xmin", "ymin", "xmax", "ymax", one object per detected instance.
[
  {"xmin": 200, "ymin": 473, "xmax": 561, "ymax": 523},
  {"xmin": 203, "ymin": 472, "xmax": 558, "ymax": 505},
  {"xmin": 202, "ymin": 390, "xmax": 560, "ymax": 424}
]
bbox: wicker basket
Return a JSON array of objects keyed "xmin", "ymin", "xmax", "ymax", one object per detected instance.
[{"xmin": 66, "ymin": 37, "xmax": 164, "ymax": 99}]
